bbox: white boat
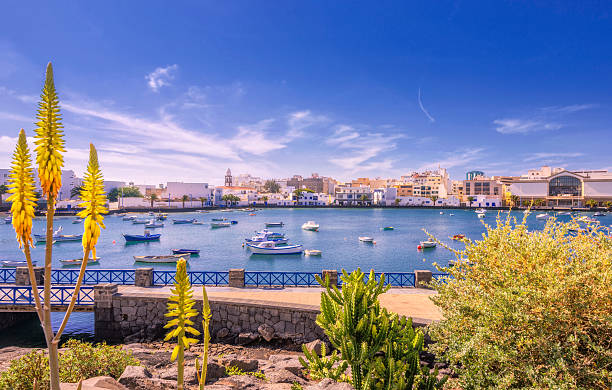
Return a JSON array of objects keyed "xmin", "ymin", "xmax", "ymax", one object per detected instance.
[
  {"xmin": 255, "ymin": 230, "xmax": 285, "ymax": 239},
  {"xmin": 593, "ymin": 212, "xmax": 606, "ymax": 217},
  {"xmin": 211, "ymin": 222, "xmax": 231, "ymax": 228},
  {"xmin": 133, "ymin": 254, "xmax": 186, "ymax": 263},
  {"xmin": 523, "ymin": 210, "xmax": 531, "ymax": 215},
  {"xmin": 265, "ymin": 222, "xmax": 284, "ymax": 227},
  {"xmin": 359, "ymin": 236, "xmax": 374, "ymax": 243},
  {"xmin": 301, "ymin": 221, "xmax": 319, "ymax": 231},
  {"xmin": 245, "ymin": 233, "xmax": 289, "ymax": 244},
  {"xmin": 535, "ymin": 213, "xmax": 550, "ymax": 220},
  {"xmin": 477, "ymin": 213, "xmax": 485, "ymax": 218},
  {"xmin": 72, "ymin": 218, "xmax": 82, "ymax": 224},
  {"xmin": 246, "ymin": 241, "xmax": 303, "ymax": 255},
  {"xmin": 195, "ymin": 210, "xmax": 209, "ymax": 213},
  {"xmin": 304, "ymin": 249, "xmax": 322, "ymax": 256},
  {"xmin": 192, "ymin": 221, "xmax": 206, "ymax": 225},
  {"xmin": 3, "ymin": 216, "xmax": 11, "ymax": 224},
  {"xmin": 475, "ymin": 208, "xmax": 486, "ymax": 214},
  {"xmin": 144, "ymin": 222, "xmax": 164, "ymax": 228},
  {"xmin": 132, "ymin": 218, "xmax": 150, "ymax": 224},
  {"xmin": 60, "ymin": 257, "xmax": 100, "ymax": 266},
  {"xmin": 420, "ymin": 241, "xmax": 436, "ymax": 248},
  {"xmin": 2, "ymin": 260, "xmax": 37, "ymax": 268},
  {"xmin": 122, "ymin": 215, "xmax": 136, "ymax": 221}
]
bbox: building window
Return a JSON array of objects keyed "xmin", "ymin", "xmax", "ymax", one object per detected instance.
[{"xmin": 549, "ymin": 176, "xmax": 582, "ymax": 196}]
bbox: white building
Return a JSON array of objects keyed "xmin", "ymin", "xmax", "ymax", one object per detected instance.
[
  {"xmin": 166, "ymin": 182, "xmax": 214, "ymax": 202},
  {"xmin": 334, "ymin": 185, "xmax": 372, "ymax": 206},
  {"xmin": 291, "ymin": 192, "xmax": 332, "ymax": 206},
  {"xmin": 57, "ymin": 170, "xmax": 83, "ymax": 201},
  {"xmin": 103, "ymin": 180, "xmax": 126, "ymax": 194},
  {"xmin": 213, "ymin": 186, "xmax": 257, "ymax": 206}
]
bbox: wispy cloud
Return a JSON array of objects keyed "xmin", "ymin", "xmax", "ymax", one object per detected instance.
[
  {"xmin": 417, "ymin": 148, "xmax": 484, "ymax": 171},
  {"xmin": 230, "ymin": 119, "xmax": 287, "ymax": 155},
  {"xmin": 494, "ymin": 119, "xmax": 562, "ymax": 134},
  {"xmin": 541, "ymin": 104, "xmax": 598, "ymax": 113},
  {"xmin": 418, "ymin": 88, "xmax": 435, "ymax": 123},
  {"xmin": 524, "ymin": 152, "xmax": 584, "ymax": 162},
  {"xmin": 0, "ymin": 111, "xmax": 31, "ymax": 123},
  {"xmin": 286, "ymin": 110, "xmax": 328, "ymax": 140},
  {"xmin": 146, "ymin": 64, "xmax": 178, "ymax": 92}
]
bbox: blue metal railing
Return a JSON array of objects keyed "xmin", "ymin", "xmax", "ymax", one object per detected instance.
[
  {"xmin": 432, "ymin": 273, "xmax": 450, "ymax": 282},
  {"xmin": 51, "ymin": 269, "xmax": 136, "ymax": 285},
  {"xmin": 153, "ymin": 271, "xmax": 229, "ymax": 286},
  {"xmin": 0, "ymin": 269, "xmax": 16, "ymax": 284},
  {"xmin": 245, "ymin": 271, "xmax": 321, "ymax": 287},
  {"xmin": 335, "ymin": 272, "xmax": 417, "ymax": 287},
  {"xmin": 0, "ymin": 286, "xmax": 94, "ymax": 306}
]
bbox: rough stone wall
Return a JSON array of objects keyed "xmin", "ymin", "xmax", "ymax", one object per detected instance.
[
  {"xmin": 95, "ymin": 293, "xmax": 325, "ymax": 344},
  {"xmin": 0, "ymin": 312, "xmax": 37, "ymax": 331}
]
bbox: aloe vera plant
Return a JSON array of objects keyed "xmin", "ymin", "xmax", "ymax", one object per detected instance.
[
  {"xmin": 195, "ymin": 285, "xmax": 212, "ymax": 389},
  {"xmin": 164, "ymin": 259, "xmax": 200, "ymax": 390}
]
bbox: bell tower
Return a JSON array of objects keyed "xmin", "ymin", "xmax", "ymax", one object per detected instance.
[{"xmin": 225, "ymin": 168, "xmax": 233, "ymax": 187}]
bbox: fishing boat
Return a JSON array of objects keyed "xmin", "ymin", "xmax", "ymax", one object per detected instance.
[
  {"xmin": 34, "ymin": 229, "xmax": 83, "ymax": 243},
  {"xmin": 475, "ymin": 208, "xmax": 486, "ymax": 214},
  {"xmin": 382, "ymin": 226, "xmax": 394, "ymax": 231},
  {"xmin": 192, "ymin": 221, "xmax": 206, "ymax": 225},
  {"xmin": 535, "ymin": 213, "xmax": 549, "ymax": 220},
  {"xmin": 265, "ymin": 222, "xmax": 284, "ymax": 227},
  {"xmin": 132, "ymin": 218, "xmax": 150, "ymax": 224},
  {"xmin": 133, "ymin": 254, "xmax": 186, "ymax": 264},
  {"xmin": 477, "ymin": 213, "xmax": 485, "ymax": 219},
  {"xmin": 211, "ymin": 217, "xmax": 227, "ymax": 221},
  {"xmin": 359, "ymin": 236, "xmax": 374, "ymax": 243},
  {"xmin": 171, "ymin": 249, "xmax": 200, "ymax": 256},
  {"xmin": 123, "ymin": 215, "xmax": 136, "ymax": 221},
  {"xmin": 452, "ymin": 234, "xmax": 465, "ymax": 240},
  {"xmin": 72, "ymin": 218, "xmax": 82, "ymax": 224},
  {"xmin": 3, "ymin": 216, "xmax": 11, "ymax": 224},
  {"xmin": 245, "ymin": 232, "xmax": 289, "ymax": 244},
  {"xmin": 246, "ymin": 241, "xmax": 303, "ymax": 255},
  {"xmin": 255, "ymin": 229, "xmax": 285, "ymax": 239},
  {"xmin": 230, "ymin": 220, "xmax": 239, "ymax": 224},
  {"xmin": 144, "ymin": 222, "xmax": 164, "ymax": 228},
  {"xmin": 1, "ymin": 260, "xmax": 37, "ymax": 268},
  {"xmin": 301, "ymin": 221, "xmax": 319, "ymax": 231},
  {"xmin": 60, "ymin": 257, "xmax": 100, "ymax": 266},
  {"xmin": 173, "ymin": 219, "xmax": 196, "ymax": 224},
  {"xmin": 156, "ymin": 214, "xmax": 168, "ymax": 221},
  {"xmin": 123, "ymin": 232, "xmax": 161, "ymax": 242},
  {"xmin": 419, "ymin": 240, "xmax": 436, "ymax": 248},
  {"xmin": 593, "ymin": 212, "xmax": 606, "ymax": 217},
  {"xmin": 304, "ymin": 249, "xmax": 322, "ymax": 256},
  {"xmin": 211, "ymin": 222, "xmax": 231, "ymax": 228}
]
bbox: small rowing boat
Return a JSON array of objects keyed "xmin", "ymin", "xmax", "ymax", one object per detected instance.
[
  {"xmin": 172, "ymin": 249, "xmax": 200, "ymax": 256},
  {"xmin": 419, "ymin": 240, "xmax": 436, "ymax": 248},
  {"xmin": 173, "ymin": 219, "xmax": 196, "ymax": 224},
  {"xmin": 123, "ymin": 233, "xmax": 161, "ymax": 242},
  {"xmin": 192, "ymin": 221, "xmax": 206, "ymax": 225},
  {"xmin": 359, "ymin": 236, "xmax": 374, "ymax": 243},
  {"xmin": 301, "ymin": 221, "xmax": 319, "ymax": 231},
  {"xmin": 265, "ymin": 222, "xmax": 284, "ymax": 227},
  {"xmin": 60, "ymin": 257, "xmax": 100, "ymax": 266},
  {"xmin": 132, "ymin": 218, "xmax": 150, "ymax": 224},
  {"xmin": 382, "ymin": 226, "xmax": 394, "ymax": 231},
  {"xmin": 211, "ymin": 222, "xmax": 231, "ymax": 228},
  {"xmin": 246, "ymin": 241, "xmax": 303, "ymax": 255},
  {"xmin": 133, "ymin": 254, "xmax": 186, "ymax": 264},
  {"xmin": 1, "ymin": 260, "xmax": 37, "ymax": 268},
  {"xmin": 144, "ymin": 222, "xmax": 164, "ymax": 228},
  {"xmin": 211, "ymin": 218, "xmax": 227, "ymax": 221},
  {"xmin": 304, "ymin": 249, "xmax": 322, "ymax": 256},
  {"xmin": 452, "ymin": 234, "xmax": 465, "ymax": 240}
]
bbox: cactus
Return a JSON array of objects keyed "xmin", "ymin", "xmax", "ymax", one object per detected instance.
[
  {"xmin": 299, "ymin": 342, "xmax": 348, "ymax": 381},
  {"xmin": 195, "ymin": 285, "xmax": 212, "ymax": 389},
  {"xmin": 164, "ymin": 259, "xmax": 200, "ymax": 390}
]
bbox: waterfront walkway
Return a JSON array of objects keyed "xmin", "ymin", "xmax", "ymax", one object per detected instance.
[{"xmin": 117, "ymin": 285, "xmax": 442, "ymax": 323}]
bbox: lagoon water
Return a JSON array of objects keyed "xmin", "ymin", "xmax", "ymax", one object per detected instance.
[{"xmin": 1, "ymin": 208, "xmax": 610, "ymax": 344}]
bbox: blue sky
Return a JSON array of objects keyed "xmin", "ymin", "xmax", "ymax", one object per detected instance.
[{"xmin": 0, "ymin": 1, "xmax": 611, "ymax": 184}]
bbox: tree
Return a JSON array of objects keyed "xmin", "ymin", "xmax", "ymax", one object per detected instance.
[
  {"xmin": 359, "ymin": 194, "xmax": 369, "ymax": 206},
  {"xmin": 198, "ymin": 196, "xmax": 207, "ymax": 207},
  {"xmin": 149, "ymin": 193, "xmax": 158, "ymax": 207},
  {"xmin": 263, "ymin": 180, "xmax": 280, "ymax": 193},
  {"xmin": 70, "ymin": 185, "xmax": 83, "ymax": 199},
  {"xmin": 181, "ymin": 194, "xmax": 189, "ymax": 208},
  {"xmin": 509, "ymin": 194, "xmax": 520, "ymax": 207},
  {"xmin": 605, "ymin": 200, "xmax": 612, "ymax": 210},
  {"xmin": 107, "ymin": 187, "xmax": 119, "ymax": 202},
  {"xmin": 431, "ymin": 195, "xmax": 438, "ymax": 205},
  {"xmin": 394, "ymin": 198, "xmax": 401, "ymax": 207},
  {"xmin": 121, "ymin": 186, "xmax": 143, "ymax": 197},
  {"xmin": 585, "ymin": 199, "xmax": 598, "ymax": 209},
  {"xmin": 467, "ymin": 196, "xmax": 474, "ymax": 207},
  {"xmin": 261, "ymin": 196, "xmax": 268, "ymax": 205},
  {"xmin": 0, "ymin": 184, "xmax": 8, "ymax": 206}
]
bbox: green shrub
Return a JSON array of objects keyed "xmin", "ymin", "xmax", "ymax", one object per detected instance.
[
  {"xmin": 299, "ymin": 342, "xmax": 348, "ymax": 381},
  {"xmin": 428, "ymin": 215, "xmax": 612, "ymax": 389},
  {"xmin": 225, "ymin": 365, "xmax": 267, "ymax": 380},
  {"xmin": 0, "ymin": 340, "xmax": 139, "ymax": 390}
]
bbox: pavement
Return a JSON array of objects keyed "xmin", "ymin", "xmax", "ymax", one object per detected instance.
[{"xmin": 117, "ymin": 285, "xmax": 442, "ymax": 323}]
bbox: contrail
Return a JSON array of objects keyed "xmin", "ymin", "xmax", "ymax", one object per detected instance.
[{"xmin": 418, "ymin": 88, "xmax": 435, "ymax": 123}]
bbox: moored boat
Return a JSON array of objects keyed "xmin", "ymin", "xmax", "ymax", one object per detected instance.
[
  {"xmin": 192, "ymin": 221, "xmax": 206, "ymax": 225},
  {"xmin": 1, "ymin": 260, "xmax": 37, "ymax": 267},
  {"xmin": 156, "ymin": 214, "xmax": 168, "ymax": 221},
  {"xmin": 211, "ymin": 222, "xmax": 231, "ymax": 228},
  {"xmin": 535, "ymin": 213, "xmax": 549, "ymax": 220},
  {"xmin": 72, "ymin": 218, "xmax": 82, "ymax": 224},
  {"xmin": 593, "ymin": 212, "xmax": 606, "ymax": 217},
  {"xmin": 34, "ymin": 232, "xmax": 83, "ymax": 243},
  {"xmin": 304, "ymin": 249, "xmax": 322, "ymax": 256},
  {"xmin": 4, "ymin": 216, "xmax": 11, "ymax": 224},
  {"xmin": 171, "ymin": 249, "xmax": 200, "ymax": 256},
  {"xmin": 359, "ymin": 236, "xmax": 374, "ymax": 243},
  {"xmin": 245, "ymin": 234, "xmax": 289, "ymax": 244},
  {"xmin": 246, "ymin": 241, "xmax": 303, "ymax": 255},
  {"xmin": 212, "ymin": 217, "xmax": 227, "ymax": 221},
  {"xmin": 452, "ymin": 234, "xmax": 465, "ymax": 240},
  {"xmin": 419, "ymin": 240, "xmax": 436, "ymax": 248},
  {"xmin": 123, "ymin": 215, "xmax": 136, "ymax": 221},
  {"xmin": 382, "ymin": 226, "xmax": 394, "ymax": 231},
  {"xmin": 256, "ymin": 229, "xmax": 284, "ymax": 239},
  {"xmin": 144, "ymin": 222, "xmax": 164, "ymax": 228},
  {"xmin": 133, "ymin": 254, "xmax": 186, "ymax": 263},
  {"xmin": 60, "ymin": 257, "xmax": 100, "ymax": 266},
  {"xmin": 173, "ymin": 219, "xmax": 196, "ymax": 224},
  {"xmin": 132, "ymin": 218, "xmax": 150, "ymax": 224},
  {"xmin": 477, "ymin": 213, "xmax": 485, "ymax": 218},
  {"xmin": 301, "ymin": 221, "xmax": 319, "ymax": 231},
  {"xmin": 123, "ymin": 232, "xmax": 161, "ymax": 242},
  {"xmin": 475, "ymin": 208, "xmax": 486, "ymax": 214},
  {"xmin": 265, "ymin": 222, "xmax": 284, "ymax": 227}
]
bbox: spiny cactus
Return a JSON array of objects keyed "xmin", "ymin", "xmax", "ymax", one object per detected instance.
[
  {"xmin": 164, "ymin": 259, "xmax": 200, "ymax": 390},
  {"xmin": 195, "ymin": 285, "xmax": 212, "ymax": 389},
  {"xmin": 299, "ymin": 342, "xmax": 348, "ymax": 381}
]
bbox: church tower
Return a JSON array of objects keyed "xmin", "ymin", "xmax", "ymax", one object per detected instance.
[{"xmin": 225, "ymin": 168, "xmax": 233, "ymax": 187}]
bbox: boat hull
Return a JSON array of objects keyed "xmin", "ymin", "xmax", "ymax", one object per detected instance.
[
  {"xmin": 172, "ymin": 249, "xmax": 200, "ymax": 255},
  {"xmin": 133, "ymin": 254, "xmax": 186, "ymax": 263},
  {"xmin": 246, "ymin": 243, "xmax": 303, "ymax": 254},
  {"xmin": 123, "ymin": 234, "xmax": 161, "ymax": 242}
]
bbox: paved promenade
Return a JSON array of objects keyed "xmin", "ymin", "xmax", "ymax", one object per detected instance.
[{"xmin": 117, "ymin": 285, "xmax": 442, "ymax": 323}]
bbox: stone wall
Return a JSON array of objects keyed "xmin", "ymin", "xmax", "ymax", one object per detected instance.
[
  {"xmin": 0, "ymin": 312, "xmax": 37, "ymax": 331},
  {"xmin": 95, "ymin": 290, "xmax": 325, "ymax": 344}
]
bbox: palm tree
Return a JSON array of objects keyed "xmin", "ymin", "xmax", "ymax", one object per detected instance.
[
  {"xmin": 509, "ymin": 194, "xmax": 520, "ymax": 208},
  {"xmin": 181, "ymin": 194, "xmax": 189, "ymax": 208},
  {"xmin": 198, "ymin": 197, "xmax": 207, "ymax": 207},
  {"xmin": 394, "ymin": 198, "xmax": 401, "ymax": 207},
  {"xmin": 70, "ymin": 185, "xmax": 83, "ymax": 199},
  {"xmin": 261, "ymin": 196, "xmax": 268, "ymax": 206},
  {"xmin": 359, "ymin": 194, "xmax": 368, "ymax": 206},
  {"xmin": 0, "ymin": 184, "xmax": 8, "ymax": 207},
  {"xmin": 605, "ymin": 201, "xmax": 612, "ymax": 210},
  {"xmin": 467, "ymin": 196, "xmax": 474, "ymax": 207},
  {"xmin": 150, "ymin": 193, "xmax": 158, "ymax": 207},
  {"xmin": 221, "ymin": 194, "xmax": 230, "ymax": 207},
  {"xmin": 431, "ymin": 195, "xmax": 438, "ymax": 206},
  {"xmin": 585, "ymin": 199, "xmax": 597, "ymax": 209}
]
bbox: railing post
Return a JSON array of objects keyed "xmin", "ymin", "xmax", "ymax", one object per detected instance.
[
  {"xmin": 134, "ymin": 268, "xmax": 154, "ymax": 287},
  {"xmin": 322, "ymin": 269, "xmax": 338, "ymax": 287},
  {"xmin": 15, "ymin": 266, "xmax": 44, "ymax": 286},
  {"xmin": 414, "ymin": 270, "xmax": 433, "ymax": 288},
  {"xmin": 228, "ymin": 269, "xmax": 245, "ymax": 288},
  {"xmin": 94, "ymin": 284, "xmax": 118, "ymax": 342}
]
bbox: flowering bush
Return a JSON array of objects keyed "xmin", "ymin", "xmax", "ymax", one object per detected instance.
[{"xmin": 428, "ymin": 215, "xmax": 612, "ymax": 389}]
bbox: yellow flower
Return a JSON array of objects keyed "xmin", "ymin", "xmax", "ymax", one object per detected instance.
[
  {"xmin": 6, "ymin": 129, "xmax": 38, "ymax": 248},
  {"xmin": 34, "ymin": 62, "xmax": 65, "ymax": 199},
  {"xmin": 77, "ymin": 144, "xmax": 107, "ymax": 259}
]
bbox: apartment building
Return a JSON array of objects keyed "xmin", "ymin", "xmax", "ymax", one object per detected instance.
[{"xmin": 334, "ymin": 185, "xmax": 372, "ymax": 205}]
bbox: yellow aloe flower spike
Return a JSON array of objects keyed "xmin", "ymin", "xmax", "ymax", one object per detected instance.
[
  {"xmin": 34, "ymin": 62, "xmax": 65, "ymax": 199},
  {"xmin": 164, "ymin": 258, "xmax": 200, "ymax": 389},
  {"xmin": 7, "ymin": 129, "xmax": 38, "ymax": 248},
  {"xmin": 77, "ymin": 144, "xmax": 107, "ymax": 259}
]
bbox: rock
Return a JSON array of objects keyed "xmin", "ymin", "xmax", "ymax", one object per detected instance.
[
  {"xmin": 258, "ymin": 324, "xmax": 275, "ymax": 342},
  {"xmin": 220, "ymin": 355, "xmax": 259, "ymax": 372},
  {"xmin": 124, "ymin": 330, "xmax": 144, "ymax": 343},
  {"xmin": 118, "ymin": 365, "xmax": 151, "ymax": 389},
  {"xmin": 216, "ymin": 374, "xmax": 265, "ymax": 389},
  {"xmin": 305, "ymin": 378, "xmax": 355, "ymax": 390},
  {"xmin": 159, "ymin": 365, "xmax": 198, "ymax": 385},
  {"xmin": 266, "ymin": 369, "xmax": 305, "ymax": 384},
  {"xmin": 265, "ymin": 357, "xmax": 304, "ymax": 377},
  {"xmin": 304, "ymin": 340, "xmax": 327, "ymax": 356},
  {"xmin": 216, "ymin": 327, "xmax": 230, "ymax": 339},
  {"xmin": 206, "ymin": 361, "xmax": 228, "ymax": 382},
  {"xmin": 261, "ymin": 384, "xmax": 295, "ymax": 390},
  {"xmin": 237, "ymin": 332, "xmax": 259, "ymax": 345},
  {"xmin": 61, "ymin": 376, "xmax": 128, "ymax": 390}
]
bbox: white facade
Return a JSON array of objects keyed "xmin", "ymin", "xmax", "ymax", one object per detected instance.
[
  {"xmin": 334, "ymin": 185, "xmax": 372, "ymax": 205},
  {"xmin": 213, "ymin": 186, "xmax": 256, "ymax": 206},
  {"xmin": 103, "ymin": 180, "xmax": 127, "ymax": 194},
  {"xmin": 466, "ymin": 195, "xmax": 502, "ymax": 208},
  {"xmin": 435, "ymin": 196, "xmax": 461, "ymax": 207},
  {"xmin": 291, "ymin": 192, "xmax": 331, "ymax": 206},
  {"xmin": 166, "ymin": 182, "xmax": 213, "ymax": 200},
  {"xmin": 507, "ymin": 181, "xmax": 548, "ymax": 198},
  {"xmin": 57, "ymin": 170, "xmax": 83, "ymax": 201}
]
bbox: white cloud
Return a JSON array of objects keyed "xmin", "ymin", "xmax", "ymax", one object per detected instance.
[
  {"xmin": 0, "ymin": 111, "xmax": 32, "ymax": 123},
  {"xmin": 494, "ymin": 119, "xmax": 562, "ymax": 134},
  {"xmin": 145, "ymin": 64, "xmax": 178, "ymax": 92},
  {"xmin": 418, "ymin": 88, "xmax": 435, "ymax": 123},
  {"xmin": 524, "ymin": 152, "xmax": 584, "ymax": 162},
  {"xmin": 286, "ymin": 110, "xmax": 327, "ymax": 140},
  {"xmin": 230, "ymin": 119, "xmax": 287, "ymax": 155},
  {"xmin": 417, "ymin": 148, "xmax": 484, "ymax": 171},
  {"xmin": 541, "ymin": 104, "xmax": 598, "ymax": 113}
]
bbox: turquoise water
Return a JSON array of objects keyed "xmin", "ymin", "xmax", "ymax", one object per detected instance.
[
  {"xmin": 2, "ymin": 208, "xmax": 610, "ymax": 273},
  {"xmin": 1, "ymin": 207, "xmax": 610, "ymax": 344}
]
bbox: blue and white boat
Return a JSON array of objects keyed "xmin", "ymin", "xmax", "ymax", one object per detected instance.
[
  {"xmin": 245, "ymin": 232, "xmax": 289, "ymax": 244},
  {"xmin": 1, "ymin": 260, "xmax": 37, "ymax": 268},
  {"xmin": 4, "ymin": 216, "xmax": 11, "ymax": 224},
  {"xmin": 144, "ymin": 221, "xmax": 164, "ymax": 228},
  {"xmin": 123, "ymin": 232, "xmax": 161, "ymax": 242},
  {"xmin": 212, "ymin": 217, "xmax": 227, "ymax": 221},
  {"xmin": 172, "ymin": 249, "xmax": 200, "ymax": 255},
  {"xmin": 173, "ymin": 219, "xmax": 196, "ymax": 224},
  {"xmin": 132, "ymin": 218, "xmax": 150, "ymax": 224},
  {"xmin": 246, "ymin": 241, "xmax": 303, "ymax": 255},
  {"xmin": 255, "ymin": 229, "xmax": 285, "ymax": 239}
]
